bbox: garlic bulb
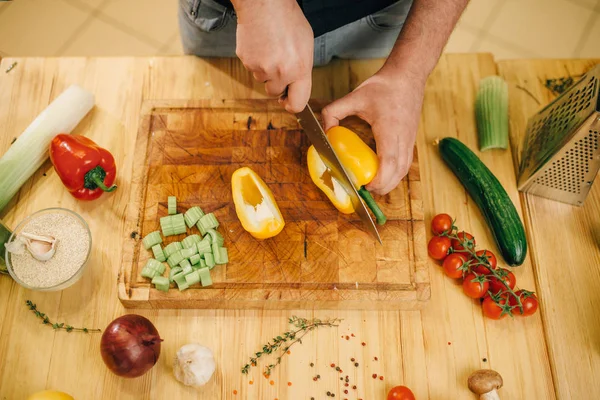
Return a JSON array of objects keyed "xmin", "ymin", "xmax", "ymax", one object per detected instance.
[
  {"xmin": 173, "ymin": 344, "xmax": 216, "ymax": 387},
  {"xmin": 6, "ymin": 232, "xmax": 57, "ymax": 261}
]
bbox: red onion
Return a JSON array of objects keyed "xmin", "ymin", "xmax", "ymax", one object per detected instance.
[{"xmin": 100, "ymin": 314, "xmax": 163, "ymax": 378}]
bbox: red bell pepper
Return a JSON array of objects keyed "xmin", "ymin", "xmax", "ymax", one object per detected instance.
[{"xmin": 49, "ymin": 134, "xmax": 117, "ymax": 200}]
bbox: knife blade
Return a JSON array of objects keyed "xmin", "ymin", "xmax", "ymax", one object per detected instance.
[{"xmin": 296, "ymin": 104, "xmax": 382, "ymax": 244}]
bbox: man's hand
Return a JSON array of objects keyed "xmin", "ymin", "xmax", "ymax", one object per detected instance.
[
  {"xmin": 233, "ymin": 0, "xmax": 313, "ymax": 113},
  {"xmin": 322, "ymin": 68, "xmax": 425, "ymax": 195}
]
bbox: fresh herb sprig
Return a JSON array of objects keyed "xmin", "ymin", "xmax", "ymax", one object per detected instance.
[
  {"xmin": 26, "ymin": 300, "xmax": 101, "ymax": 333},
  {"xmin": 242, "ymin": 316, "xmax": 342, "ymax": 377}
]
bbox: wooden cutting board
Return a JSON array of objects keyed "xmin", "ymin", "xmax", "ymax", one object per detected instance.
[{"xmin": 118, "ymin": 99, "xmax": 428, "ymax": 309}]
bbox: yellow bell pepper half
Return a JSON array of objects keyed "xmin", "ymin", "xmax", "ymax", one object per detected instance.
[
  {"xmin": 231, "ymin": 167, "xmax": 285, "ymax": 239},
  {"xmin": 306, "ymin": 126, "xmax": 386, "ymax": 225},
  {"xmin": 27, "ymin": 391, "xmax": 74, "ymax": 400}
]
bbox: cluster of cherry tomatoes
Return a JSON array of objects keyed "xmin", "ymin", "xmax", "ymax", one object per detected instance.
[{"xmin": 428, "ymin": 213, "xmax": 538, "ymax": 319}]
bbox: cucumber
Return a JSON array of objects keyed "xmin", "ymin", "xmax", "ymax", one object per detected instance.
[
  {"xmin": 475, "ymin": 76, "xmax": 508, "ymax": 151},
  {"xmin": 438, "ymin": 137, "xmax": 527, "ymax": 266}
]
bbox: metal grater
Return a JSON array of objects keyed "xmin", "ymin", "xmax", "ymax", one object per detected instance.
[{"xmin": 517, "ymin": 64, "xmax": 600, "ymax": 206}]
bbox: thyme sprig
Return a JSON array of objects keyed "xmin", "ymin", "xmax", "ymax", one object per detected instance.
[
  {"xmin": 25, "ymin": 300, "xmax": 101, "ymax": 333},
  {"xmin": 242, "ymin": 316, "xmax": 342, "ymax": 376}
]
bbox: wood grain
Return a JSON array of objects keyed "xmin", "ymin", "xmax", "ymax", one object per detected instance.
[
  {"xmin": 498, "ymin": 58, "xmax": 600, "ymax": 400},
  {"xmin": 119, "ymin": 99, "xmax": 427, "ymax": 310},
  {"xmin": 0, "ymin": 54, "xmax": 582, "ymax": 399}
]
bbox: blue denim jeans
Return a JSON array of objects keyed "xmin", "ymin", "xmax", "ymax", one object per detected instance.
[{"xmin": 178, "ymin": 0, "xmax": 413, "ymax": 67}]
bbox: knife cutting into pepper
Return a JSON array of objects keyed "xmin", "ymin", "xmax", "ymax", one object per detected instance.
[{"xmin": 294, "ymin": 100, "xmax": 384, "ymax": 243}]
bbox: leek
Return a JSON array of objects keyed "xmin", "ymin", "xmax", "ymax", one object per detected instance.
[{"xmin": 0, "ymin": 85, "xmax": 95, "ymax": 212}]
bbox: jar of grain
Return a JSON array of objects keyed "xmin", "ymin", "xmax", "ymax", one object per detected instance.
[{"xmin": 5, "ymin": 208, "xmax": 92, "ymax": 291}]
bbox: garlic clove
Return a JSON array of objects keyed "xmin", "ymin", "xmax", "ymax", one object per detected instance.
[
  {"xmin": 5, "ymin": 237, "xmax": 27, "ymax": 255},
  {"xmin": 20, "ymin": 233, "xmax": 58, "ymax": 261}
]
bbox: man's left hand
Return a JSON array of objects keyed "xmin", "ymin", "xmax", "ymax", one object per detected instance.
[{"xmin": 321, "ymin": 68, "xmax": 426, "ymax": 195}]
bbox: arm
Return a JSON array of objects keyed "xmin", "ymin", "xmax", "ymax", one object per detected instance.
[
  {"xmin": 232, "ymin": 0, "xmax": 314, "ymax": 113},
  {"xmin": 322, "ymin": 0, "xmax": 469, "ymax": 195}
]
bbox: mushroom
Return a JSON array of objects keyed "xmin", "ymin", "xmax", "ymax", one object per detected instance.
[{"xmin": 468, "ymin": 369, "xmax": 503, "ymax": 400}]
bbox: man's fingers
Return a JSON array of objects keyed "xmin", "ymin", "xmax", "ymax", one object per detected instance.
[
  {"xmin": 265, "ymin": 79, "xmax": 288, "ymax": 97},
  {"xmin": 253, "ymin": 71, "xmax": 269, "ymax": 83},
  {"xmin": 282, "ymin": 76, "xmax": 311, "ymax": 113},
  {"xmin": 321, "ymin": 93, "xmax": 361, "ymax": 131}
]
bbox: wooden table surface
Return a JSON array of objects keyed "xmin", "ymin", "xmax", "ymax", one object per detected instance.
[{"xmin": 0, "ymin": 54, "xmax": 598, "ymax": 400}]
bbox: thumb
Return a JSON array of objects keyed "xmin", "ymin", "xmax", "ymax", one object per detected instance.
[{"xmin": 321, "ymin": 92, "xmax": 361, "ymax": 131}]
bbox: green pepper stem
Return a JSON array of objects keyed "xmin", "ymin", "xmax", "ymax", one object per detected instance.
[
  {"xmin": 358, "ymin": 187, "xmax": 386, "ymax": 225},
  {"xmin": 85, "ymin": 166, "xmax": 117, "ymax": 193}
]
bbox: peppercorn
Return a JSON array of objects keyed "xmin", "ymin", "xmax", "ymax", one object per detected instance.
[
  {"xmin": 344, "ymin": 383, "xmax": 349, "ymax": 387},
  {"xmin": 350, "ymin": 358, "xmax": 355, "ymax": 362},
  {"xmin": 340, "ymin": 377, "xmax": 344, "ymax": 381},
  {"xmin": 344, "ymin": 390, "xmax": 348, "ymax": 394},
  {"xmin": 372, "ymin": 374, "xmax": 377, "ymax": 379},
  {"xmin": 310, "ymin": 362, "xmax": 314, "ymax": 367},
  {"xmin": 336, "ymin": 367, "xmax": 341, "ymax": 371},
  {"xmin": 374, "ymin": 356, "xmax": 378, "ymax": 361},
  {"xmin": 327, "ymin": 392, "xmax": 331, "ymax": 396},
  {"xmin": 317, "ymin": 375, "xmax": 320, "ymax": 379},
  {"xmin": 331, "ymin": 363, "xmax": 335, "ymax": 368},
  {"xmin": 379, "ymin": 376, "xmax": 384, "ymax": 380},
  {"xmin": 354, "ymin": 363, "xmax": 359, "ymax": 367},
  {"xmin": 352, "ymin": 385, "xmax": 357, "ymax": 390},
  {"xmin": 361, "ymin": 342, "xmax": 366, "ymax": 346}
]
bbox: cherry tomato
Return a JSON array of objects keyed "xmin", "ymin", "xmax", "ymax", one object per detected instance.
[
  {"xmin": 472, "ymin": 249, "xmax": 497, "ymax": 269},
  {"xmin": 462, "ymin": 272, "xmax": 489, "ymax": 298},
  {"xmin": 428, "ymin": 236, "xmax": 451, "ymax": 260},
  {"xmin": 452, "ymin": 232, "xmax": 476, "ymax": 252},
  {"xmin": 509, "ymin": 290, "xmax": 539, "ymax": 316},
  {"xmin": 482, "ymin": 294, "xmax": 510, "ymax": 320},
  {"xmin": 387, "ymin": 385, "xmax": 416, "ymax": 400},
  {"xmin": 472, "ymin": 264, "xmax": 492, "ymax": 275},
  {"xmin": 442, "ymin": 253, "xmax": 468, "ymax": 279},
  {"xmin": 431, "ymin": 213, "xmax": 453, "ymax": 235},
  {"xmin": 488, "ymin": 268, "xmax": 516, "ymax": 295}
]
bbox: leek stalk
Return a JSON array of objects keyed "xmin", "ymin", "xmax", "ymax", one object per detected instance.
[{"xmin": 0, "ymin": 85, "xmax": 95, "ymax": 212}]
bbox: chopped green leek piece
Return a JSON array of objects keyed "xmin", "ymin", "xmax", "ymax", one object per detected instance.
[
  {"xmin": 163, "ymin": 242, "xmax": 183, "ymax": 257},
  {"xmin": 185, "ymin": 270, "xmax": 201, "ymax": 286},
  {"xmin": 142, "ymin": 231, "xmax": 163, "ymax": 249},
  {"xmin": 197, "ymin": 239, "xmax": 211, "ymax": 255},
  {"xmin": 168, "ymin": 196, "xmax": 177, "ymax": 215},
  {"xmin": 141, "ymin": 267, "xmax": 157, "ymax": 279},
  {"xmin": 152, "ymin": 276, "xmax": 170, "ymax": 292},
  {"xmin": 169, "ymin": 266, "xmax": 183, "ymax": 282},
  {"xmin": 182, "ymin": 234, "xmax": 201, "ymax": 249},
  {"xmin": 211, "ymin": 243, "xmax": 223, "ymax": 263},
  {"xmin": 190, "ymin": 254, "xmax": 201, "ymax": 265},
  {"xmin": 171, "ymin": 214, "xmax": 187, "ymax": 235},
  {"xmin": 160, "ymin": 215, "xmax": 174, "ymax": 237},
  {"xmin": 179, "ymin": 259, "xmax": 192, "ymax": 270},
  {"xmin": 198, "ymin": 213, "xmax": 219, "ymax": 232},
  {"xmin": 151, "ymin": 244, "xmax": 166, "ymax": 262},
  {"xmin": 198, "ymin": 267, "xmax": 212, "ymax": 287},
  {"xmin": 145, "ymin": 258, "xmax": 163, "ymax": 272},
  {"xmin": 167, "ymin": 250, "xmax": 184, "ymax": 268},
  {"xmin": 173, "ymin": 272, "xmax": 187, "ymax": 288},
  {"xmin": 196, "ymin": 220, "xmax": 207, "ymax": 236},
  {"xmin": 204, "ymin": 253, "xmax": 215, "ymax": 268},
  {"xmin": 184, "ymin": 206, "xmax": 205, "ymax": 228},
  {"xmin": 181, "ymin": 265, "xmax": 193, "ymax": 275},
  {"xmin": 199, "ymin": 259, "xmax": 207, "ymax": 269},
  {"xmin": 154, "ymin": 263, "xmax": 166, "ymax": 275},
  {"xmin": 205, "ymin": 229, "xmax": 224, "ymax": 246},
  {"xmin": 181, "ymin": 246, "xmax": 197, "ymax": 259}
]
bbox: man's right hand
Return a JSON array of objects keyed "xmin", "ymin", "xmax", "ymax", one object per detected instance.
[{"xmin": 233, "ymin": 0, "xmax": 313, "ymax": 113}]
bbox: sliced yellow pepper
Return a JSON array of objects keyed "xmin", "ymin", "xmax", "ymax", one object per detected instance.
[
  {"xmin": 307, "ymin": 126, "xmax": 386, "ymax": 225},
  {"xmin": 27, "ymin": 391, "xmax": 74, "ymax": 400},
  {"xmin": 231, "ymin": 167, "xmax": 285, "ymax": 239}
]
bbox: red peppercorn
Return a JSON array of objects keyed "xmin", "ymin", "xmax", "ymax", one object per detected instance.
[
  {"xmin": 351, "ymin": 333, "xmax": 355, "ymax": 337},
  {"xmin": 372, "ymin": 374, "xmax": 377, "ymax": 379},
  {"xmin": 350, "ymin": 358, "xmax": 355, "ymax": 362},
  {"xmin": 345, "ymin": 336, "xmax": 349, "ymax": 340},
  {"xmin": 344, "ymin": 383, "xmax": 349, "ymax": 387},
  {"xmin": 331, "ymin": 363, "xmax": 335, "ymax": 368},
  {"xmin": 344, "ymin": 390, "xmax": 348, "ymax": 394},
  {"xmin": 379, "ymin": 376, "xmax": 384, "ymax": 381},
  {"xmin": 352, "ymin": 385, "xmax": 357, "ymax": 390},
  {"xmin": 362, "ymin": 342, "xmax": 366, "ymax": 346},
  {"xmin": 374, "ymin": 356, "xmax": 378, "ymax": 361}
]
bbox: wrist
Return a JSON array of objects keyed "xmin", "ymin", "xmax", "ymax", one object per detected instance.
[
  {"xmin": 232, "ymin": 0, "xmax": 296, "ymax": 22},
  {"xmin": 377, "ymin": 61, "xmax": 429, "ymax": 88}
]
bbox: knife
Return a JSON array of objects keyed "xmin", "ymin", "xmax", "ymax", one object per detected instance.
[{"xmin": 296, "ymin": 104, "xmax": 382, "ymax": 244}]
